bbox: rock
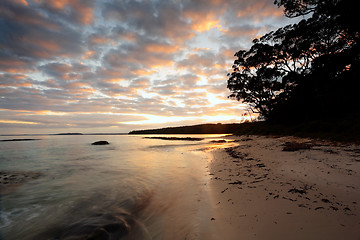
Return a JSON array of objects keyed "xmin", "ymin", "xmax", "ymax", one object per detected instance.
[
  {"xmin": 91, "ymin": 141, "xmax": 110, "ymax": 145},
  {"xmin": 210, "ymin": 140, "xmax": 227, "ymax": 143},
  {"xmin": 0, "ymin": 138, "xmax": 40, "ymax": 142}
]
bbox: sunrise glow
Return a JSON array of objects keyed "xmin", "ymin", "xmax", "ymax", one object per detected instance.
[{"xmin": 0, "ymin": 0, "xmax": 296, "ymax": 134}]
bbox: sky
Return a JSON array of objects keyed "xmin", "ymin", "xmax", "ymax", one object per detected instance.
[{"xmin": 0, "ymin": 0, "xmax": 298, "ymax": 134}]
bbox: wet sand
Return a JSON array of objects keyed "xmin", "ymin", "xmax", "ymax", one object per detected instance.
[{"xmin": 207, "ymin": 135, "xmax": 360, "ymax": 240}]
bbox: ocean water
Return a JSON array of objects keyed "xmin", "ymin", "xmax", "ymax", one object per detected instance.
[{"xmin": 0, "ymin": 134, "xmax": 232, "ymax": 240}]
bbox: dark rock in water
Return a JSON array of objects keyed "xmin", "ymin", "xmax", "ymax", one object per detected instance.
[
  {"xmin": 91, "ymin": 141, "xmax": 110, "ymax": 145},
  {"xmin": 210, "ymin": 140, "xmax": 227, "ymax": 143},
  {"xmin": 1, "ymin": 138, "xmax": 40, "ymax": 142}
]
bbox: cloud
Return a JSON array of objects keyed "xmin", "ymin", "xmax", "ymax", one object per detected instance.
[
  {"xmin": 235, "ymin": 1, "xmax": 284, "ymax": 20},
  {"xmin": 39, "ymin": 62, "xmax": 90, "ymax": 81},
  {"xmin": 0, "ymin": 52, "xmax": 34, "ymax": 73},
  {"xmin": 0, "ymin": 73, "xmax": 33, "ymax": 87},
  {"xmin": 0, "ymin": 0, "xmax": 85, "ymax": 75},
  {"xmin": 102, "ymin": 0, "xmax": 194, "ymax": 43},
  {"xmin": 102, "ymin": 36, "xmax": 178, "ymax": 75},
  {"xmin": 0, "ymin": 110, "xmax": 146, "ymax": 128},
  {"xmin": 35, "ymin": 0, "xmax": 95, "ymax": 25},
  {"xmin": 0, "ymin": 0, "xmax": 297, "ymax": 133}
]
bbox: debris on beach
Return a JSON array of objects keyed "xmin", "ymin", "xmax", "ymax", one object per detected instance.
[
  {"xmin": 211, "ymin": 135, "xmax": 360, "ymax": 236},
  {"xmin": 282, "ymin": 141, "xmax": 313, "ymax": 151}
]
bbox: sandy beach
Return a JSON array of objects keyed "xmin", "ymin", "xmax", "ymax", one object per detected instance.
[{"xmin": 207, "ymin": 135, "xmax": 360, "ymax": 240}]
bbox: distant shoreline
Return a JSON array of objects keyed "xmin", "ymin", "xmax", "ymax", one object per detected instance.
[
  {"xmin": 128, "ymin": 123, "xmax": 243, "ymax": 135},
  {"xmin": 2, "ymin": 118, "xmax": 359, "ymax": 143},
  {"xmin": 0, "ymin": 138, "xmax": 40, "ymax": 142},
  {"xmin": 129, "ymin": 119, "xmax": 360, "ymax": 143}
]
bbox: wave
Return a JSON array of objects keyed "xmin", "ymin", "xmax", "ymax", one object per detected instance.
[{"xmin": 32, "ymin": 191, "xmax": 154, "ymax": 240}]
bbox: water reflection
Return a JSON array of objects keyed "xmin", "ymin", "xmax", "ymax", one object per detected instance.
[{"xmin": 0, "ymin": 134, "xmax": 233, "ymax": 239}]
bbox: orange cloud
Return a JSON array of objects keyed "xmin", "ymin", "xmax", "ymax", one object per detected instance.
[
  {"xmin": 145, "ymin": 44, "xmax": 178, "ymax": 54},
  {"xmin": 0, "ymin": 58, "xmax": 33, "ymax": 73},
  {"xmin": 220, "ymin": 48, "xmax": 239, "ymax": 60},
  {"xmin": 0, "ymin": 59, "xmax": 26, "ymax": 68},
  {"xmin": 83, "ymin": 50, "xmax": 96, "ymax": 59},
  {"xmin": 13, "ymin": 0, "xmax": 28, "ymax": 6},
  {"xmin": 37, "ymin": 39, "xmax": 61, "ymax": 52},
  {"xmin": 90, "ymin": 36, "xmax": 111, "ymax": 45},
  {"xmin": 184, "ymin": 11, "xmax": 222, "ymax": 32},
  {"xmin": 19, "ymin": 37, "xmax": 62, "ymax": 58},
  {"xmin": 237, "ymin": 2, "xmax": 283, "ymax": 19},
  {"xmin": 0, "ymin": 82, "xmax": 32, "ymax": 88},
  {"xmin": 42, "ymin": 0, "xmax": 94, "ymax": 25},
  {"xmin": 122, "ymin": 33, "xmax": 137, "ymax": 42},
  {"xmin": 107, "ymin": 78, "xmax": 126, "ymax": 83},
  {"xmin": 66, "ymin": 86, "xmax": 96, "ymax": 96},
  {"xmin": 65, "ymin": 82, "xmax": 87, "ymax": 88},
  {"xmin": 0, "ymin": 120, "xmax": 39, "ymax": 125},
  {"xmin": 131, "ymin": 69, "xmax": 156, "ymax": 76},
  {"xmin": 46, "ymin": 0, "xmax": 69, "ymax": 9},
  {"xmin": 193, "ymin": 19, "xmax": 221, "ymax": 32},
  {"xmin": 30, "ymin": 110, "xmax": 68, "ymax": 116},
  {"xmin": 69, "ymin": 0, "xmax": 94, "ymax": 25}
]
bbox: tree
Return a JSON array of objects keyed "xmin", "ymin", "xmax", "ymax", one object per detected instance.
[{"xmin": 228, "ymin": 0, "xmax": 360, "ymax": 122}]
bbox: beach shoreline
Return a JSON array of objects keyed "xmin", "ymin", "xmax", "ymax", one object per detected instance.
[
  {"xmin": 206, "ymin": 135, "xmax": 360, "ymax": 240},
  {"xmin": 1, "ymin": 134, "xmax": 359, "ymax": 239}
]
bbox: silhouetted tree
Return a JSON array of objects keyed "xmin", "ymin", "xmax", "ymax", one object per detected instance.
[{"xmin": 228, "ymin": 0, "xmax": 360, "ymax": 122}]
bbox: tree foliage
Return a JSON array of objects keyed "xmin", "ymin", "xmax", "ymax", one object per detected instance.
[{"xmin": 228, "ymin": 0, "xmax": 360, "ymax": 122}]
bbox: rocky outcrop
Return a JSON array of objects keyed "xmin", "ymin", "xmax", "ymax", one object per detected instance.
[{"xmin": 91, "ymin": 141, "xmax": 110, "ymax": 145}]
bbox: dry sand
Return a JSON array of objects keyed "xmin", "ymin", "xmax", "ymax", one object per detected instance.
[{"xmin": 206, "ymin": 135, "xmax": 360, "ymax": 240}]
